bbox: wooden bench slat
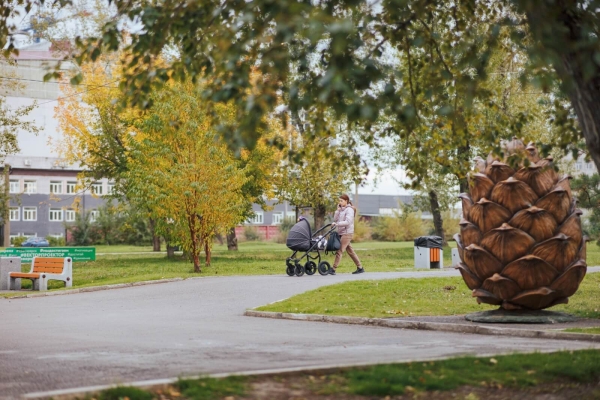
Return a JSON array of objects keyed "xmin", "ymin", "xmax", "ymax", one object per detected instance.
[
  {"xmin": 10, "ymin": 273, "xmax": 40, "ymax": 278},
  {"xmin": 34, "ymin": 261, "xmax": 66, "ymax": 266}
]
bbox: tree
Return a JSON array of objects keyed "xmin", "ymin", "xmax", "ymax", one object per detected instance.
[
  {"xmin": 4, "ymin": 0, "xmax": 593, "ymax": 169},
  {"xmin": 275, "ymin": 132, "xmax": 363, "ymax": 230},
  {"xmin": 127, "ymin": 79, "xmax": 248, "ymax": 272},
  {"xmin": 571, "ymin": 173, "xmax": 600, "ymax": 244},
  {"xmin": 0, "ymin": 56, "xmax": 41, "ymax": 245}
]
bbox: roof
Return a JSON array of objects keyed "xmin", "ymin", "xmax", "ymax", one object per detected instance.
[
  {"xmin": 2, "ymin": 155, "xmax": 82, "ymax": 171},
  {"xmin": 352, "ymin": 194, "xmax": 413, "ymax": 216}
]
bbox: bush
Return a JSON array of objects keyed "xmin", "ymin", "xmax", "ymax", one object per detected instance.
[
  {"xmin": 276, "ymin": 216, "xmax": 296, "ymax": 244},
  {"xmin": 46, "ymin": 235, "xmax": 66, "ymax": 247},
  {"xmin": 11, "ymin": 236, "xmax": 26, "ymax": 247},
  {"xmin": 243, "ymin": 226, "xmax": 260, "ymax": 241},
  {"xmin": 353, "ymin": 216, "xmax": 372, "ymax": 242},
  {"xmin": 442, "ymin": 210, "xmax": 460, "ymax": 242},
  {"xmin": 372, "ymin": 212, "xmax": 427, "ymax": 241}
]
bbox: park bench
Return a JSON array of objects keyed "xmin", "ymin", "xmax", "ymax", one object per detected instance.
[{"xmin": 9, "ymin": 257, "xmax": 72, "ymax": 291}]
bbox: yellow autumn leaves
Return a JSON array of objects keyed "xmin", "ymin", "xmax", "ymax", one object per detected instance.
[{"xmin": 55, "ymin": 57, "xmax": 284, "ymax": 272}]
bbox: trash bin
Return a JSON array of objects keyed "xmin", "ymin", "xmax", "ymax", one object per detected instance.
[{"xmin": 414, "ymin": 236, "xmax": 443, "ymax": 269}]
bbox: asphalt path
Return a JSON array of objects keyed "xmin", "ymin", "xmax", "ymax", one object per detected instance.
[{"xmin": 1, "ymin": 270, "xmax": 599, "ymax": 399}]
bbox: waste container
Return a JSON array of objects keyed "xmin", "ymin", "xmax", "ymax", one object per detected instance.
[{"xmin": 414, "ymin": 236, "xmax": 443, "ymax": 269}]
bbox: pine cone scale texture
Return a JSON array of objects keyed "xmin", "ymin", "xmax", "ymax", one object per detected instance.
[{"xmin": 455, "ymin": 140, "xmax": 587, "ymax": 310}]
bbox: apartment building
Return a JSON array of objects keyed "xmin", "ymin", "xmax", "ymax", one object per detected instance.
[{"xmin": 4, "ymin": 155, "xmax": 110, "ymax": 242}]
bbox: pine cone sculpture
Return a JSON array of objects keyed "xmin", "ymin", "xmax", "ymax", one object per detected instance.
[{"xmin": 455, "ymin": 138, "xmax": 587, "ymax": 310}]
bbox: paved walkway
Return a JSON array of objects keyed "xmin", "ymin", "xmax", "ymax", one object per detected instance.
[{"xmin": 1, "ymin": 270, "xmax": 599, "ymax": 399}]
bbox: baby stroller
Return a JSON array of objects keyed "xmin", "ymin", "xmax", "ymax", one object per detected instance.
[{"xmin": 285, "ymin": 218, "xmax": 338, "ymax": 276}]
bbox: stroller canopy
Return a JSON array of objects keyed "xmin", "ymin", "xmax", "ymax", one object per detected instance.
[{"xmin": 286, "ymin": 219, "xmax": 312, "ymax": 251}]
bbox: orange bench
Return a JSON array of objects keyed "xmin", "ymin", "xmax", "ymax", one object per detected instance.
[{"xmin": 9, "ymin": 257, "xmax": 72, "ymax": 291}]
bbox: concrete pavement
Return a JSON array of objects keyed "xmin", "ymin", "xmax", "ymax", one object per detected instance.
[{"xmin": 1, "ymin": 271, "xmax": 599, "ymax": 399}]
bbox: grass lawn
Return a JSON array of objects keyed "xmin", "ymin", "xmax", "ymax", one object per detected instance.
[
  {"xmin": 1, "ymin": 241, "xmax": 441, "ymax": 298},
  {"xmin": 3, "ymin": 240, "xmax": 600, "ymax": 299},
  {"xmin": 95, "ymin": 350, "xmax": 600, "ymax": 399},
  {"xmin": 256, "ymin": 272, "xmax": 600, "ymax": 319},
  {"xmin": 563, "ymin": 327, "xmax": 600, "ymax": 334}
]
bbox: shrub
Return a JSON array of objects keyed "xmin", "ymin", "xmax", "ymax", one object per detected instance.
[
  {"xmin": 276, "ymin": 216, "xmax": 296, "ymax": 244},
  {"xmin": 353, "ymin": 216, "xmax": 372, "ymax": 242},
  {"xmin": 372, "ymin": 212, "xmax": 427, "ymax": 241},
  {"xmin": 243, "ymin": 226, "xmax": 260, "ymax": 241},
  {"xmin": 46, "ymin": 235, "xmax": 66, "ymax": 247},
  {"xmin": 442, "ymin": 210, "xmax": 460, "ymax": 242},
  {"xmin": 11, "ymin": 236, "xmax": 26, "ymax": 247}
]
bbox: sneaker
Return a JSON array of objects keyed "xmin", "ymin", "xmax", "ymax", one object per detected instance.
[
  {"xmin": 352, "ymin": 267, "xmax": 365, "ymax": 274},
  {"xmin": 328, "ymin": 269, "xmax": 336, "ymax": 275}
]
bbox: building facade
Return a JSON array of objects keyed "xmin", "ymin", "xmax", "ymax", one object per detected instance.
[{"xmin": 4, "ymin": 155, "xmax": 110, "ymax": 242}]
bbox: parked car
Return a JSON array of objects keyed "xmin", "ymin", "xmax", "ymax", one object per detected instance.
[{"xmin": 21, "ymin": 237, "xmax": 50, "ymax": 247}]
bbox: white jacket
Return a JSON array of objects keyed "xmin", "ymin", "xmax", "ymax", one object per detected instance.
[{"xmin": 334, "ymin": 205, "xmax": 355, "ymax": 235}]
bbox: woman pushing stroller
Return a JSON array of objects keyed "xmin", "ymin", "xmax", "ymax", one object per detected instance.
[{"xmin": 330, "ymin": 194, "xmax": 364, "ymax": 275}]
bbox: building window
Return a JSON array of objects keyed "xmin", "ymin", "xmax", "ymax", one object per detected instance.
[
  {"xmin": 9, "ymin": 180, "xmax": 19, "ymax": 193},
  {"xmin": 272, "ymin": 212, "xmax": 284, "ymax": 225},
  {"xmin": 379, "ymin": 208, "xmax": 401, "ymax": 216},
  {"xmin": 23, "ymin": 207, "xmax": 37, "ymax": 221},
  {"xmin": 9, "ymin": 207, "xmax": 19, "ymax": 221},
  {"xmin": 91, "ymin": 182, "xmax": 103, "ymax": 195},
  {"xmin": 587, "ymin": 162, "xmax": 594, "ymax": 170},
  {"xmin": 66, "ymin": 181, "xmax": 77, "ymax": 194},
  {"xmin": 65, "ymin": 209, "xmax": 76, "ymax": 222},
  {"xmin": 49, "ymin": 233, "xmax": 63, "ymax": 239},
  {"xmin": 107, "ymin": 182, "xmax": 115, "ymax": 195},
  {"xmin": 49, "ymin": 208, "xmax": 63, "ymax": 221},
  {"xmin": 50, "ymin": 181, "xmax": 63, "ymax": 194},
  {"xmin": 576, "ymin": 162, "xmax": 582, "ymax": 171},
  {"xmin": 24, "ymin": 180, "xmax": 37, "ymax": 194},
  {"xmin": 247, "ymin": 212, "xmax": 263, "ymax": 224},
  {"xmin": 89, "ymin": 210, "xmax": 99, "ymax": 222},
  {"xmin": 286, "ymin": 212, "xmax": 296, "ymax": 220}
]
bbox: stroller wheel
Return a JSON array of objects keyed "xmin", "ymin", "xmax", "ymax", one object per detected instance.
[
  {"xmin": 318, "ymin": 261, "xmax": 331, "ymax": 276},
  {"xmin": 294, "ymin": 262, "xmax": 305, "ymax": 277},
  {"xmin": 305, "ymin": 261, "xmax": 317, "ymax": 275},
  {"xmin": 286, "ymin": 261, "xmax": 295, "ymax": 276}
]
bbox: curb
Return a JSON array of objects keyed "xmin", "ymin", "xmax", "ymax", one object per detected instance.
[
  {"xmin": 2, "ymin": 278, "xmax": 185, "ymax": 299},
  {"xmin": 244, "ymin": 310, "xmax": 600, "ymax": 343}
]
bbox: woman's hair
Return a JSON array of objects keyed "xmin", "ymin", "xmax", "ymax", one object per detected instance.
[{"xmin": 339, "ymin": 194, "xmax": 357, "ymax": 215}]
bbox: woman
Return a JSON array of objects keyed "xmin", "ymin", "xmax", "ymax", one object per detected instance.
[{"xmin": 330, "ymin": 194, "xmax": 364, "ymax": 275}]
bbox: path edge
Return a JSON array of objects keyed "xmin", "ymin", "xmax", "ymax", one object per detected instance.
[{"xmin": 244, "ymin": 310, "xmax": 600, "ymax": 343}]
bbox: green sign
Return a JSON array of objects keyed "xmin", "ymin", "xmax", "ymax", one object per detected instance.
[{"xmin": 0, "ymin": 247, "xmax": 96, "ymax": 263}]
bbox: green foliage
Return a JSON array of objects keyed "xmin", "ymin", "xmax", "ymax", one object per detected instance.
[
  {"xmin": 66, "ymin": 211, "xmax": 100, "ymax": 246},
  {"xmin": 572, "ymin": 173, "xmax": 600, "ymax": 244},
  {"xmin": 97, "ymin": 386, "xmax": 154, "ymax": 400},
  {"xmin": 175, "ymin": 376, "xmax": 246, "ymax": 400},
  {"xmin": 45, "ymin": 235, "xmax": 66, "ymax": 247},
  {"xmin": 371, "ymin": 212, "xmax": 427, "ymax": 242},
  {"xmin": 11, "ymin": 236, "xmax": 25, "ymax": 247},
  {"xmin": 243, "ymin": 226, "xmax": 260, "ymax": 242}
]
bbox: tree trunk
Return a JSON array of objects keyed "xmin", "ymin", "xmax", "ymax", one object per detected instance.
[
  {"xmin": 204, "ymin": 241, "xmax": 211, "ymax": 266},
  {"xmin": 314, "ymin": 203, "xmax": 327, "ymax": 230},
  {"xmin": 215, "ymin": 233, "xmax": 224, "ymax": 245},
  {"xmin": 166, "ymin": 244, "xmax": 176, "ymax": 258},
  {"xmin": 191, "ymin": 238, "xmax": 201, "ymax": 273},
  {"xmin": 226, "ymin": 227, "xmax": 238, "ymax": 251},
  {"xmin": 149, "ymin": 218, "xmax": 161, "ymax": 252},
  {"xmin": 428, "ymin": 190, "xmax": 446, "ymax": 245},
  {"xmin": 524, "ymin": 5, "xmax": 600, "ymax": 174}
]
